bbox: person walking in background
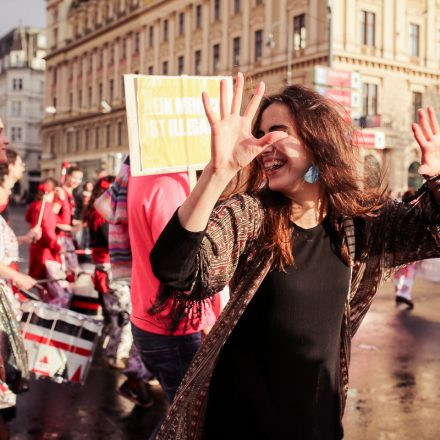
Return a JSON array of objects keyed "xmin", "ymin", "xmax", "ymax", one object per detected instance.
[
  {"xmin": 94, "ymin": 161, "xmax": 155, "ymax": 408},
  {"xmin": 148, "ymin": 73, "xmax": 440, "ymax": 439},
  {"xmin": 394, "ymin": 188, "xmax": 419, "ymax": 310},
  {"xmin": 126, "ymin": 158, "xmax": 217, "ymax": 438}
]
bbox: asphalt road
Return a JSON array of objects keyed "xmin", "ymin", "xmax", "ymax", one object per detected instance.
[{"xmin": 7, "ymin": 205, "xmax": 440, "ymax": 439}]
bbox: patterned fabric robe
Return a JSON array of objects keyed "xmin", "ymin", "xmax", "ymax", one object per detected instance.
[{"xmin": 156, "ymin": 179, "xmax": 440, "ymax": 440}]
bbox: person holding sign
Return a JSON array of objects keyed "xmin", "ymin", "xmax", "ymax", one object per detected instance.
[{"xmin": 149, "ymin": 73, "xmax": 440, "ymax": 439}]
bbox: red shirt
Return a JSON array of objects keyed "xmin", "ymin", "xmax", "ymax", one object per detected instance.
[
  {"xmin": 26, "ymin": 200, "xmax": 62, "ymax": 279},
  {"xmin": 128, "ymin": 172, "xmax": 216, "ymax": 335}
]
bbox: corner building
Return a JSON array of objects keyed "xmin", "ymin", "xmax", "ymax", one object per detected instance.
[{"xmin": 43, "ymin": 0, "xmax": 440, "ymax": 191}]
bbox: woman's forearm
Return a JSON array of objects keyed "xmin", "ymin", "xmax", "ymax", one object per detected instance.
[{"xmin": 177, "ymin": 163, "xmax": 235, "ymax": 232}]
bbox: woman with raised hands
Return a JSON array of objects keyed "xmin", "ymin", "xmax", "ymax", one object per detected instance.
[{"xmin": 149, "ymin": 73, "xmax": 440, "ymax": 440}]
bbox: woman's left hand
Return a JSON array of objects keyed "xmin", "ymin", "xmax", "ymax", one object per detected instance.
[{"xmin": 413, "ymin": 107, "xmax": 440, "ymax": 177}]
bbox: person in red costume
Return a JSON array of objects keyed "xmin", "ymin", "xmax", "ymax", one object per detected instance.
[
  {"xmin": 26, "ymin": 179, "xmax": 62, "ymax": 282},
  {"xmin": 52, "ymin": 166, "xmax": 84, "ymax": 276}
]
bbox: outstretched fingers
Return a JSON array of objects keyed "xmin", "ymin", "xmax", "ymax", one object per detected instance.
[
  {"xmin": 202, "ymin": 91, "xmax": 216, "ymax": 126},
  {"xmin": 255, "ymin": 131, "xmax": 288, "ymax": 149},
  {"xmin": 417, "ymin": 109, "xmax": 434, "ymax": 141},
  {"xmin": 230, "ymin": 72, "xmax": 244, "ymax": 114},
  {"xmin": 243, "ymin": 81, "xmax": 265, "ymax": 119},
  {"xmin": 427, "ymin": 106, "xmax": 440, "ymax": 135},
  {"xmin": 220, "ymin": 79, "xmax": 229, "ymax": 119}
]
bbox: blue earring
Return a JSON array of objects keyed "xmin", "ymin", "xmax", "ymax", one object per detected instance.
[{"xmin": 303, "ymin": 165, "xmax": 320, "ymax": 184}]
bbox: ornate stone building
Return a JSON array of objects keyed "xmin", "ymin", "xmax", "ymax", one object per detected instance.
[
  {"xmin": 0, "ymin": 26, "xmax": 46, "ymax": 197},
  {"xmin": 43, "ymin": 0, "xmax": 440, "ymax": 191}
]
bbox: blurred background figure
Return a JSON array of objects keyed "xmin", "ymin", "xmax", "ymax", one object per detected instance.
[{"xmin": 394, "ymin": 188, "xmax": 418, "ymax": 310}]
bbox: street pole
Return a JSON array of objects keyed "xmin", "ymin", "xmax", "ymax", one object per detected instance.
[{"xmin": 327, "ymin": 1, "xmax": 333, "ymax": 67}]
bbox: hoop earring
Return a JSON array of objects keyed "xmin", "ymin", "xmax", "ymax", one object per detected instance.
[{"xmin": 303, "ymin": 165, "xmax": 320, "ymax": 184}]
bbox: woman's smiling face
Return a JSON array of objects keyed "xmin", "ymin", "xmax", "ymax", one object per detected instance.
[{"xmin": 257, "ymin": 102, "xmax": 315, "ymax": 198}]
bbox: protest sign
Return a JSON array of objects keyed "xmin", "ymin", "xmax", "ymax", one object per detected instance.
[{"xmin": 125, "ymin": 74, "xmax": 233, "ymax": 177}]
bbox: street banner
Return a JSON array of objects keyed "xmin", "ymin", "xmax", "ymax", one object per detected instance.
[{"xmin": 125, "ymin": 74, "xmax": 233, "ymax": 177}]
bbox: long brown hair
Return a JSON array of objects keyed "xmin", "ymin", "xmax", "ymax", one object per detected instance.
[{"xmin": 227, "ymin": 84, "xmax": 387, "ymax": 270}]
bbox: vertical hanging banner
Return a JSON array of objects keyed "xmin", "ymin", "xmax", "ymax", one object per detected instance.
[{"xmin": 125, "ymin": 75, "xmax": 233, "ymax": 176}]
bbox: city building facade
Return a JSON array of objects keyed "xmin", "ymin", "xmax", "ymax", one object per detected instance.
[
  {"xmin": 0, "ymin": 26, "xmax": 46, "ymax": 197},
  {"xmin": 43, "ymin": 0, "xmax": 440, "ymax": 192}
]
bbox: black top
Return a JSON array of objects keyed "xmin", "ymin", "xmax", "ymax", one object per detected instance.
[
  {"xmin": 203, "ymin": 219, "xmax": 350, "ymax": 439},
  {"xmin": 150, "ymin": 212, "xmax": 351, "ymax": 440}
]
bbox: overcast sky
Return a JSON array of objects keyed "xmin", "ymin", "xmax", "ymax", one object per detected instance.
[{"xmin": 0, "ymin": 0, "xmax": 46, "ymax": 36}]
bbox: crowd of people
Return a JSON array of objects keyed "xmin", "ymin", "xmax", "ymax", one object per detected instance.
[{"xmin": 0, "ymin": 72, "xmax": 439, "ymax": 440}]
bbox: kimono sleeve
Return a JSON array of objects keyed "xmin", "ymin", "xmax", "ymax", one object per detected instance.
[
  {"xmin": 151, "ymin": 193, "xmax": 264, "ymax": 301},
  {"xmin": 371, "ymin": 181, "xmax": 440, "ymax": 269}
]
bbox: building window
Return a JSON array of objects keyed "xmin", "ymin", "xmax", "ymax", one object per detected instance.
[
  {"xmin": 109, "ymin": 45, "xmax": 115, "ymax": 65},
  {"xmin": 11, "ymin": 101, "xmax": 22, "ymax": 116},
  {"xmin": 194, "ymin": 50, "xmax": 201, "ymax": 75},
  {"xmin": 69, "ymin": 93, "xmax": 73, "ymax": 110},
  {"xmin": 75, "ymin": 130, "xmax": 80, "ymax": 152},
  {"xmin": 163, "ymin": 19, "xmax": 168, "ymax": 42},
  {"xmin": 437, "ymin": 30, "xmax": 440, "ymax": 60},
  {"xmin": 99, "ymin": 83, "xmax": 103, "ymax": 103},
  {"xmin": 408, "ymin": 161, "xmax": 423, "ymax": 190},
  {"xmin": 148, "ymin": 65, "xmax": 153, "ymax": 75},
  {"xmin": 11, "ymin": 127, "xmax": 22, "ymax": 142},
  {"xmin": 69, "ymin": 62, "xmax": 74, "ymax": 80},
  {"xmin": 178, "ymin": 56, "xmax": 185, "ymax": 75},
  {"xmin": 196, "ymin": 5, "xmax": 202, "ymax": 29},
  {"xmin": 162, "ymin": 60, "xmax": 168, "ymax": 75},
  {"xmin": 255, "ymin": 0, "xmax": 263, "ymax": 5},
  {"xmin": 233, "ymin": 37, "xmax": 240, "ymax": 67},
  {"xmin": 99, "ymin": 48, "xmax": 104, "ymax": 68},
  {"xmin": 117, "ymin": 121, "xmax": 123, "ymax": 145},
  {"xmin": 49, "ymin": 135, "xmax": 55, "ymax": 156},
  {"xmin": 293, "ymin": 14, "xmax": 306, "ymax": 50},
  {"xmin": 106, "ymin": 124, "xmax": 111, "ymax": 148},
  {"xmin": 213, "ymin": 43, "xmax": 220, "ymax": 73},
  {"xmin": 214, "ymin": 0, "xmax": 220, "ymax": 21},
  {"xmin": 362, "ymin": 83, "xmax": 378, "ymax": 116},
  {"xmin": 360, "ymin": 11, "xmax": 375, "ymax": 46},
  {"xmin": 179, "ymin": 12, "xmax": 185, "ymax": 35},
  {"xmin": 95, "ymin": 127, "xmax": 100, "ymax": 149},
  {"xmin": 134, "ymin": 31, "xmax": 140, "ymax": 54},
  {"xmin": 88, "ymin": 86, "xmax": 93, "ymax": 107},
  {"xmin": 121, "ymin": 76, "xmax": 125, "ymax": 99},
  {"xmin": 254, "ymin": 29, "xmax": 263, "ymax": 61},
  {"xmin": 109, "ymin": 79, "xmax": 114, "ymax": 101},
  {"xmin": 409, "ymin": 23, "xmax": 420, "ymax": 57},
  {"xmin": 364, "ymin": 155, "xmax": 380, "ymax": 189},
  {"xmin": 233, "ymin": 0, "xmax": 240, "ymax": 14},
  {"xmin": 12, "ymin": 78, "xmax": 23, "ymax": 91},
  {"xmin": 412, "ymin": 91, "xmax": 422, "ymax": 123},
  {"xmin": 121, "ymin": 38, "xmax": 127, "ymax": 60},
  {"xmin": 85, "ymin": 128, "xmax": 89, "ymax": 148},
  {"xmin": 67, "ymin": 132, "xmax": 73, "ymax": 153},
  {"xmin": 149, "ymin": 26, "xmax": 154, "ymax": 47},
  {"xmin": 88, "ymin": 53, "xmax": 93, "ymax": 73},
  {"xmin": 79, "ymin": 57, "xmax": 83, "ymax": 74},
  {"xmin": 78, "ymin": 90, "xmax": 82, "ymax": 108}
]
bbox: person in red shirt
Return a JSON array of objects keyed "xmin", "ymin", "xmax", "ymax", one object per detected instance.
[
  {"xmin": 26, "ymin": 178, "xmax": 62, "ymax": 281},
  {"xmin": 53, "ymin": 166, "xmax": 84, "ymax": 276}
]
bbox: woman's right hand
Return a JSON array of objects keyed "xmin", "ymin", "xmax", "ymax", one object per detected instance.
[
  {"xmin": 11, "ymin": 272, "xmax": 37, "ymax": 291},
  {"xmin": 202, "ymin": 72, "xmax": 288, "ymax": 177}
]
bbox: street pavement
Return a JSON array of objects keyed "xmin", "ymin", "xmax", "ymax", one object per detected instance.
[{"xmin": 7, "ymin": 206, "xmax": 440, "ymax": 439}]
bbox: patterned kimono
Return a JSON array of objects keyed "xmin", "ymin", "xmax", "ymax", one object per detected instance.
[{"xmin": 155, "ymin": 179, "xmax": 440, "ymax": 439}]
